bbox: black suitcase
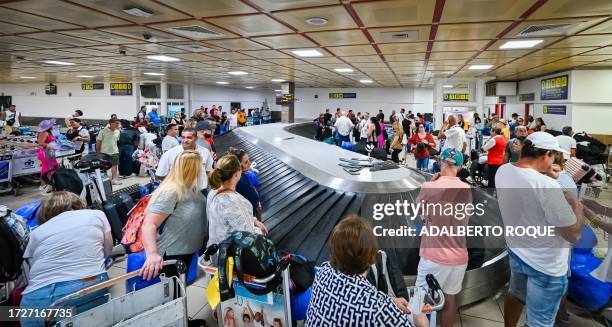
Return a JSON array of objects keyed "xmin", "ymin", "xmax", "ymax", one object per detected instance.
[
  {"xmin": 370, "ymin": 148, "xmax": 388, "ymax": 161},
  {"xmin": 109, "ymin": 193, "xmax": 135, "ymax": 225},
  {"xmin": 103, "ymin": 201, "xmax": 124, "ymax": 242}
]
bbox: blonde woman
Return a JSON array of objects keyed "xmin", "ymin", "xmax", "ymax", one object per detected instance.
[
  {"xmin": 206, "ymin": 154, "xmax": 267, "ymax": 247},
  {"xmin": 20, "ymin": 192, "xmax": 112, "ymax": 326},
  {"xmin": 140, "ymin": 151, "xmax": 207, "ymax": 280}
]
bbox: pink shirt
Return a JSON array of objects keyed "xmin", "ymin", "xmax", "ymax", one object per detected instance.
[{"xmin": 417, "ymin": 176, "xmax": 472, "ymax": 266}]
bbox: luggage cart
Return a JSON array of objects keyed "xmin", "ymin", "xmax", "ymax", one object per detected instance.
[
  {"xmin": 198, "ymin": 255, "xmax": 445, "ymax": 327},
  {"xmin": 51, "ymin": 260, "xmax": 188, "ymax": 327},
  {"xmin": 198, "ymin": 254, "xmax": 293, "ymax": 327}
]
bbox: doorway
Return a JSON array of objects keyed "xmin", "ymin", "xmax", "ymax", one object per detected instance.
[{"xmin": 230, "ymin": 102, "xmax": 241, "ymax": 112}]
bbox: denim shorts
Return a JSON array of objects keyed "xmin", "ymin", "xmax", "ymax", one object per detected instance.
[
  {"xmin": 20, "ymin": 273, "xmax": 109, "ymax": 327},
  {"xmin": 508, "ymin": 250, "xmax": 567, "ymax": 327}
]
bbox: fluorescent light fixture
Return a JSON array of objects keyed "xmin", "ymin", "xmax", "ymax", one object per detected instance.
[
  {"xmin": 144, "ymin": 72, "xmax": 164, "ymax": 76},
  {"xmin": 271, "ymin": 79, "xmax": 285, "ymax": 82},
  {"xmin": 216, "ymin": 81, "xmax": 229, "ymax": 85},
  {"xmin": 359, "ymin": 79, "xmax": 373, "ymax": 84},
  {"xmin": 292, "ymin": 49, "xmax": 323, "ymax": 57},
  {"xmin": 443, "ymin": 84, "xmax": 453, "ymax": 88},
  {"xmin": 468, "ymin": 64, "xmax": 493, "ymax": 70},
  {"xmin": 44, "ymin": 60, "xmax": 75, "ymax": 66},
  {"xmin": 76, "ymin": 75, "xmax": 94, "ymax": 78},
  {"xmin": 245, "ymin": 86, "xmax": 254, "ymax": 89},
  {"xmin": 274, "ymin": 89, "xmax": 282, "ymax": 92},
  {"xmin": 123, "ymin": 7, "xmax": 153, "ymax": 17},
  {"xmin": 20, "ymin": 76, "xmax": 36, "ymax": 79},
  {"xmin": 147, "ymin": 55, "xmax": 180, "ymax": 62},
  {"xmin": 499, "ymin": 39, "xmax": 543, "ymax": 49},
  {"xmin": 334, "ymin": 68, "xmax": 354, "ymax": 73},
  {"xmin": 227, "ymin": 71, "xmax": 248, "ymax": 75}
]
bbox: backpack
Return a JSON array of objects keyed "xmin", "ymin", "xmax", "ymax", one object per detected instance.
[
  {"xmin": 75, "ymin": 153, "xmax": 113, "ymax": 172},
  {"xmin": 120, "ymin": 195, "xmax": 151, "ymax": 253},
  {"xmin": 49, "ymin": 167, "xmax": 83, "ymax": 195},
  {"xmin": 0, "ymin": 212, "xmax": 30, "ymax": 283},
  {"xmin": 217, "ymin": 231, "xmax": 282, "ymax": 301},
  {"xmin": 15, "ymin": 201, "xmax": 42, "ymax": 229}
]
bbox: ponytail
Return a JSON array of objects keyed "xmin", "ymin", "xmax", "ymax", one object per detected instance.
[{"xmin": 208, "ymin": 154, "xmax": 241, "ymax": 189}]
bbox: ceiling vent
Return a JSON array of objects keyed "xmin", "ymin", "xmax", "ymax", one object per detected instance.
[
  {"xmin": 516, "ymin": 23, "xmax": 576, "ymax": 37},
  {"xmin": 380, "ymin": 30, "xmax": 419, "ymax": 42},
  {"xmin": 165, "ymin": 25, "xmax": 224, "ymax": 40}
]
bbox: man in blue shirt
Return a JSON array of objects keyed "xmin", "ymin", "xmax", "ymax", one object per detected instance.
[{"xmin": 147, "ymin": 107, "xmax": 160, "ymax": 130}]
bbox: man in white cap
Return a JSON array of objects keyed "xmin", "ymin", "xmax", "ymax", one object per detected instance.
[{"xmin": 496, "ymin": 132, "xmax": 584, "ymax": 327}]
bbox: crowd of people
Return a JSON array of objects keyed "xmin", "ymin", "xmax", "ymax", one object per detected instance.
[{"xmin": 5, "ymin": 102, "xmax": 609, "ymax": 327}]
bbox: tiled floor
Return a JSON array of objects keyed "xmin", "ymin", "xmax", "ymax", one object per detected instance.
[{"xmin": 3, "ymin": 167, "xmax": 611, "ymax": 326}]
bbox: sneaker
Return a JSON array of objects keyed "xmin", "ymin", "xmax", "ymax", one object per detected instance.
[{"xmin": 111, "ymin": 179, "xmax": 122, "ymax": 186}]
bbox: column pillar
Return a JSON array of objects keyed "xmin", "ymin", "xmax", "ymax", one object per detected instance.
[
  {"xmin": 280, "ymin": 82, "xmax": 295, "ymax": 123},
  {"xmin": 183, "ymin": 83, "xmax": 191, "ymax": 116},
  {"xmin": 160, "ymin": 81, "xmax": 168, "ymax": 116}
]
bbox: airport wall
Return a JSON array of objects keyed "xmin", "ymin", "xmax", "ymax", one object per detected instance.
[{"xmin": 294, "ymin": 87, "xmax": 434, "ymax": 119}]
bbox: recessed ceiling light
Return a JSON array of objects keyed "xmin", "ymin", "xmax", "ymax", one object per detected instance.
[
  {"xmin": 443, "ymin": 84, "xmax": 453, "ymax": 88},
  {"xmin": 216, "ymin": 81, "xmax": 229, "ymax": 85},
  {"xmin": 274, "ymin": 89, "xmax": 282, "ymax": 92},
  {"xmin": 20, "ymin": 76, "xmax": 36, "ymax": 79},
  {"xmin": 245, "ymin": 86, "xmax": 254, "ymax": 89},
  {"xmin": 499, "ymin": 39, "xmax": 543, "ymax": 49},
  {"xmin": 271, "ymin": 79, "xmax": 285, "ymax": 82},
  {"xmin": 76, "ymin": 75, "xmax": 94, "ymax": 78},
  {"xmin": 44, "ymin": 60, "xmax": 75, "ymax": 66},
  {"xmin": 228, "ymin": 71, "xmax": 248, "ymax": 75},
  {"xmin": 123, "ymin": 7, "xmax": 153, "ymax": 17},
  {"xmin": 468, "ymin": 64, "xmax": 493, "ymax": 70},
  {"xmin": 334, "ymin": 68, "xmax": 354, "ymax": 73},
  {"xmin": 144, "ymin": 72, "xmax": 164, "ymax": 76},
  {"xmin": 360, "ymin": 79, "xmax": 373, "ymax": 84},
  {"xmin": 292, "ymin": 49, "xmax": 323, "ymax": 57},
  {"xmin": 147, "ymin": 55, "xmax": 180, "ymax": 62},
  {"xmin": 305, "ymin": 17, "xmax": 328, "ymax": 26}
]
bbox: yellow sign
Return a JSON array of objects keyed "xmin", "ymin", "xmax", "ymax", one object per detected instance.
[
  {"xmin": 81, "ymin": 83, "xmax": 104, "ymax": 90},
  {"xmin": 110, "ymin": 82, "xmax": 133, "ymax": 96},
  {"xmin": 443, "ymin": 93, "xmax": 470, "ymax": 101}
]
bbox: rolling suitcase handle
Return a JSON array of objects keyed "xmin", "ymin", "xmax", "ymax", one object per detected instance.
[{"xmin": 50, "ymin": 260, "xmax": 186, "ymax": 308}]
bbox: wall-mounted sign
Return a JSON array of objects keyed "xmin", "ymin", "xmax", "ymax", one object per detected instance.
[
  {"xmin": 276, "ymin": 93, "xmax": 294, "ymax": 105},
  {"xmin": 498, "ymin": 96, "xmax": 506, "ymax": 103},
  {"xmin": 81, "ymin": 83, "xmax": 104, "ymax": 90},
  {"xmin": 541, "ymin": 74, "xmax": 568, "ymax": 100},
  {"xmin": 519, "ymin": 93, "xmax": 535, "ymax": 102},
  {"xmin": 329, "ymin": 92, "xmax": 357, "ymax": 99},
  {"xmin": 543, "ymin": 105, "xmax": 566, "ymax": 115},
  {"xmin": 110, "ymin": 82, "xmax": 133, "ymax": 96},
  {"xmin": 45, "ymin": 84, "xmax": 57, "ymax": 95},
  {"xmin": 443, "ymin": 93, "xmax": 470, "ymax": 101}
]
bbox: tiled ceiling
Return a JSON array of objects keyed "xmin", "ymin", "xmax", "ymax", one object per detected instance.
[{"xmin": 1, "ymin": 0, "xmax": 612, "ymax": 88}]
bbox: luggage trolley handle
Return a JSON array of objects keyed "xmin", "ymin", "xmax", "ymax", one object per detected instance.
[{"xmin": 49, "ymin": 260, "xmax": 186, "ymax": 308}]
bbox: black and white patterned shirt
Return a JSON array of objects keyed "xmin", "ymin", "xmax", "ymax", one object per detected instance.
[{"xmin": 305, "ymin": 262, "xmax": 414, "ymax": 327}]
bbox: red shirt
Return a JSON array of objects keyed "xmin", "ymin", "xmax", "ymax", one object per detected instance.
[
  {"xmin": 487, "ymin": 135, "xmax": 507, "ymax": 165},
  {"xmin": 408, "ymin": 133, "xmax": 436, "ymax": 160}
]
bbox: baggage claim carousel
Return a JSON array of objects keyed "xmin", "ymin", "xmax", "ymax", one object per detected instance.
[{"xmin": 214, "ymin": 122, "xmax": 509, "ymax": 306}]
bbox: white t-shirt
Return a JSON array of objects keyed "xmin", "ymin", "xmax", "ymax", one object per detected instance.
[
  {"xmin": 161, "ymin": 135, "xmax": 179, "ymax": 153},
  {"xmin": 229, "ymin": 113, "xmax": 238, "ymax": 127},
  {"xmin": 442, "ymin": 125, "xmax": 466, "ymax": 152},
  {"xmin": 495, "ymin": 164, "xmax": 577, "ymax": 276},
  {"xmin": 359, "ymin": 119, "xmax": 369, "ymax": 139},
  {"xmin": 4, "ymin": 110, "xmax": 20, "ymax": 127},
  {"xmin": 156, "ymin": 144, "xmax": 213, "ymax": 189},
  {"xmin": 334, "ymin": 116, "xmax": 354, "ymax": 136},
  {"xmin": 23, "ymin": 210, "xmax": 112, "ymax": 294},
  {"xmin": 556, "ymin": 135, "xmax": 576, "ymax": 160}
]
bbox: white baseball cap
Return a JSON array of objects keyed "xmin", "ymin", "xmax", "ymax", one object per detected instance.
[{"xmin": 526, "ymin": 131, "xmax": 569, "ymax": 154}]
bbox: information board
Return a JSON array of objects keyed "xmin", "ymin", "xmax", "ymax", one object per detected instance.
[
  {"xmin": 519, "ymin": 93, "xmax": 535, "ymax": 102},
  {"xmin": 541, "ymin": 75, "xmax": 568, "ymax": 100},
  {"xmin": 110, "ymin": 82, "xmax": 133, "ymax": 96},
  {"xmin": 81, "ymin": 83, "xmax": 104, "ymax": 90},
  {"xmin": 543, "ymin": 105, "xmax": 566, "ymax": 115},
  {"xmin": 443, "ymin": 93, "xmax": 470, "ymax": 101},
  {"xmin": 329, "ymin": 92, "xmax": 357, "ymax": 99}
]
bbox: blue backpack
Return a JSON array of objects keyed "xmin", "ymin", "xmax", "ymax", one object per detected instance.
[{"xmin": 15, "ymin": 200, "xmax": 42, "ymax": 229}]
